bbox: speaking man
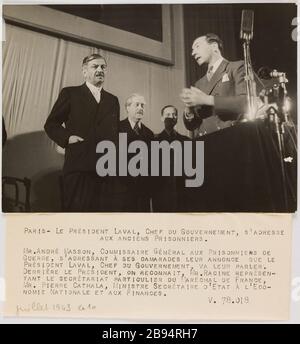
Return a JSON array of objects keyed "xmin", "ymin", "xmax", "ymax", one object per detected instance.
[{"xmin": 180, "ymin": 33, "xmax": 247, "ymax": 136}]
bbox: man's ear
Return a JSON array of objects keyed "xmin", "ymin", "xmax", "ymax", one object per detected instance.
[
  {"xmin": 211, "ymin": 42, "xmax": 219, "ymax": 52},
  {"xmin": 161, "ymin": 116, "xmax": 165, "ymax": 122}
]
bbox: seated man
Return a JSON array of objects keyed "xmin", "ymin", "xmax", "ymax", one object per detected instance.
[
  {"xmin": 152, "ymin": 105, "xmax": 190, "ymax": 212},
  {"xmin": 118, "ymin": 94, "xmax": 154, "ymax": 212},
  {"xmin": 180, "ymin": 33, "xmax": 247, "ymax": 136}
]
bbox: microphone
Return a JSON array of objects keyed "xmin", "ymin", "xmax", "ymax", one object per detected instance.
[
  {"xmin": 258, "ymin": 66, "xmax": 288, "ymax": 80},
  {"xmin": 257, "ymin": 66, "xmax": 273, "ymax": 80},
  {"xmin": 240, "ymin": 10, "xmax": 254, "ymax": 40}
]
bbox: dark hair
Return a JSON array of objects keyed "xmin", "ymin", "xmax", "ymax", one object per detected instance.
[
  {"xmin": 161, "ymin": 105, "xmax": 178, "ymax": 116},
  {"xmin": 205, "ymin": 33, "xmax": 224, "ymax": 54},
  {"xmin": 82, "ymin": 53, "xmax": 106, "ymax": 66}
]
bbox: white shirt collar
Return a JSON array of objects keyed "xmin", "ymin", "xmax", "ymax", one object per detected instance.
[
  {"xmin": 128, "ymin": 118, "xmax": 141, "ymax": 130},
  {"xmin": 85, "ymin": 81, "xmax": 102, "ymax": 102},
  {"xmin": 86, "ymin": 81, "xmax": 102, "ymax": 93},
  {"xmin": 208, "ymin": 57, "xmax": 224, "ymax": 75}
]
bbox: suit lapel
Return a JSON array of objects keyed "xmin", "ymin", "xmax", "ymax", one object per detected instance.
[
  {"xmin": 96, "ymin": 89, "xmax": 112, "ymax": 123},
  {"xmin": 81, "ymin": 84, "xmax": 114, "ymax": 126},
  {"xmin": 140, "ymin": 123, "xmax": 147, "ymax": 138},
  {"xmin": 124, "ymin": 118, "xmax": 137, "ymax": 141},
  {"xmin": 206, "ymin": 59, "xmax": 229, "ymax": 95},
  {"xmin": 197, "ymin": 77, "xmax": 210, "ymax": 94},
  {"xmin": 79, "ymin": 83, "xmax": 100, "ymax": 124},
  {"xmin": 125, "ymin": 118, "xmax": 134, "ymax": 133},
  {"xmin": 81, "ymin": 83, "xmax": 98, "ymax": 108}
]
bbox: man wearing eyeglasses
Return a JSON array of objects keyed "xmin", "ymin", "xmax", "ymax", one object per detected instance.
[{"xmin": 44, "ymin": 53, "xmax": 120, "ymax": 211}]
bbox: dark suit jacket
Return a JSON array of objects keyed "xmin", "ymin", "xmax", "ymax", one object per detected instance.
[
  {"xmin": 152, "ymin": 129, "xmax": 191, "ymax": 211},
  {"xmin": 119, "ymin": 118, "xmax": 154, "ymax": 143},
  {"xmin": 44, "ymin": 84, "xmax": 120, "ymax": 174},
  {"xmin": 184, "ymin": 59, "xmax": 247, "ymax": 136},
  {"xmin": 155, "ymin": 129, "xmax": 190, "ymax": 142},
  {"xmin": 119, "ymin": 117, "xmax": 154, "ymax": 196},
  {"xmin": 154, "ymin": 128, "xmax": 190, "ymax": 179}
]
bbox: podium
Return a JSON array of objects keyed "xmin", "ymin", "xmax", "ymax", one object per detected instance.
[{"xmin": 184, "ymin": 120, "xmax": 297, "ymax": 212}]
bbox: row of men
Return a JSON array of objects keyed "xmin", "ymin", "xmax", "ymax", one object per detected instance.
[{"xmin": 44, "ymin": 33, "xmax": 247, "ymax": 212}]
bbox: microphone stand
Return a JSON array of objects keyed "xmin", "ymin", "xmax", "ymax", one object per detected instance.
[
  {"xmin": 241, "ymin": 32, "xmax": 257, "ymax": 120},
  {"xmin": 265, "ymin": 74, "xmax": 290, "ymax": 210}
]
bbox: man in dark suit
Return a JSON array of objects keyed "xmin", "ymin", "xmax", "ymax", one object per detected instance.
[
  {"xmin": 180, "ymin": 33, "xmax": 247, "ymax": 136},
  {"xmin": 156, "ymin": 105, "xmax": 190, "ymax": 142},
  {"xmin": 180, "ymin": 34, "xmax": 249, "ymax": 212},
  {"xmin": 119, "ymin": 94, "xmax": 154, "ymax": 212},
  {"xmin": 152, "ymin": 105, "xmax": 190, "ymax": 211},
  {"xmin": 44, "ymin": 53, "xmax": 120, "ymax": 211}
]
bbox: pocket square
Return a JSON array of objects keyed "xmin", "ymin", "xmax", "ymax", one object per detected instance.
[{"xmin": 222, "ymin": 73, "xmax": 229, "ymax": 82}]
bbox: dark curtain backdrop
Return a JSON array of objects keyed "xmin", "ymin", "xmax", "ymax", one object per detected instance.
[{"xmin": 184, "ymin": 3, "xmax": 297, "ymax": 118}]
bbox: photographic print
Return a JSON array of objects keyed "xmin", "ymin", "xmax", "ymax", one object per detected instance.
[{"xmin": 2, "ymin": 3, "xmax": 297, "ymax": 213}]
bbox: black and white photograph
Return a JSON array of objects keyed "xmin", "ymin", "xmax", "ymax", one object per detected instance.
[{"xmin": 2, "ymin": 3, "xmax": 297, "ymax": 213}]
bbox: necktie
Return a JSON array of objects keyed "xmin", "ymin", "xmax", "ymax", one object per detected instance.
[
  {"xmin": 92, "ymin": 88, "xmax": 101, "ymax": 103},
  {"xmin": 133, "ymin": 122, "xmax": 140, "ymax": 136},
  {"xmin": 97, "ymin": 88, "xmax": 101, "ymax": 103},
  {"xmin": 207, "ymin": 65, "xmax": 214, "ymax": 81}
]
